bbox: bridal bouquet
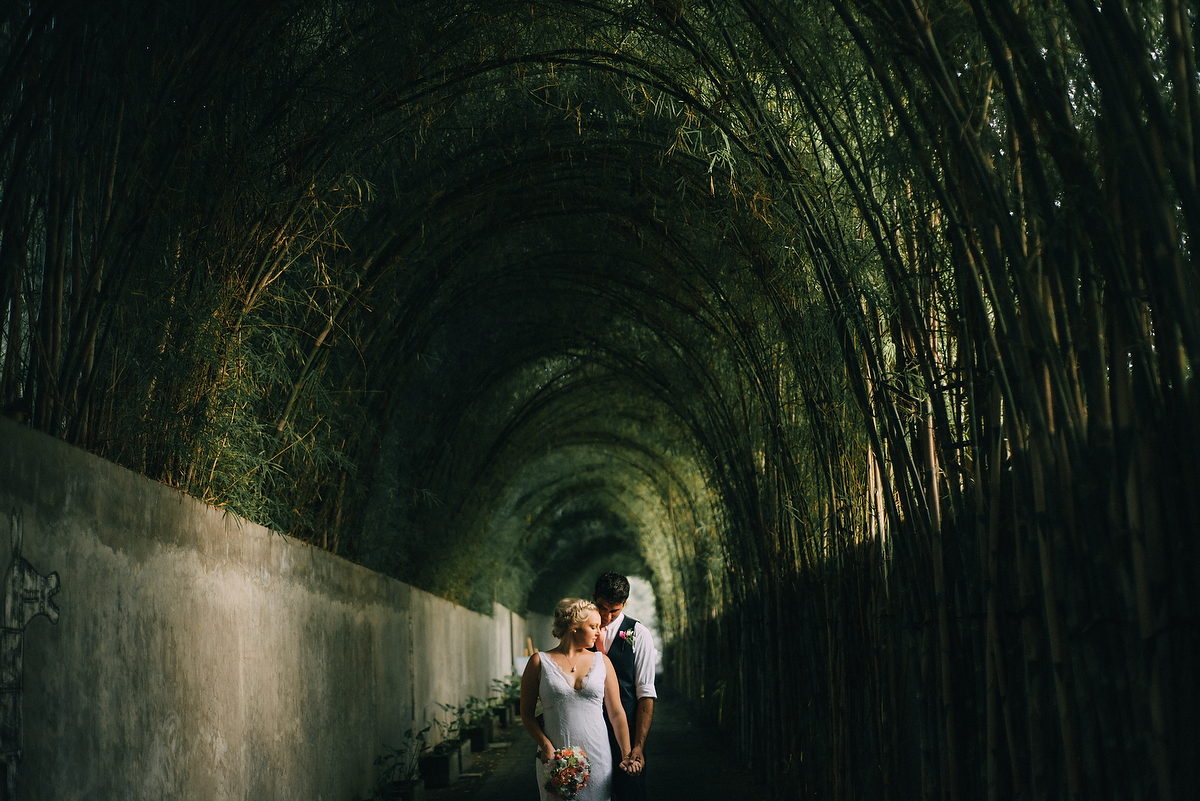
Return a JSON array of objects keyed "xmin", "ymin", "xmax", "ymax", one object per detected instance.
[{"xmin": 543, "ymin": 745, "xmax": 591, "ymax": 799}]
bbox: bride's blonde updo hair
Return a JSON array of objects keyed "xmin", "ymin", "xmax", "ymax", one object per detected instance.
[{"xmin": 552, "ymin": 598, "xmax": 597, "ymax": 639}]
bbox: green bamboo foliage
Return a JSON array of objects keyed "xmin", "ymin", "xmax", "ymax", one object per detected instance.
[
  {"xmin": 2, "ymin": 2, "xmax": 1196, "ymax": 798},
  {"xmin": 0, "ymin": 0, "xmax": 416, "ymax": 542},
  {"xmin": 652, "ymin": 1, "xmax": 1199, "ymax": 798}
]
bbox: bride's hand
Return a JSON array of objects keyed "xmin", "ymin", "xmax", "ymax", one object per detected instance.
[
  {"xmin": 619, "ymin": 754, "xmax": 641, "ymax": 774},
  {"xmin": 538, "ymin": 740, "xmax": 555, "ymax": 763}
]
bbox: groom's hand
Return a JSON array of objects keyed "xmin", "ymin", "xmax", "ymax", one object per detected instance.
[{"xmin": 629, "ymin": 744, "xmax": 645, "ymax": 769}]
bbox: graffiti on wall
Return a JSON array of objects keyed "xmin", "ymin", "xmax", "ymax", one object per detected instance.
[{"xmin": 1, "ymin": 510, "xmax": 60, "ymax": 801}]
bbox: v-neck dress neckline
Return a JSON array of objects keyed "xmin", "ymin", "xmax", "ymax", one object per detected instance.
[{"xmin": 543, "ymin": 650, "xmax": 599, "ymax": 692}]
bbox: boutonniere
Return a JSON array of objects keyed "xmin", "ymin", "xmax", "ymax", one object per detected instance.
[{"xmin": 618, "ymin": 629, "xmax": 637, "ymax": 648}]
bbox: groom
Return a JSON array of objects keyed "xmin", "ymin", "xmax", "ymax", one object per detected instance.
[{"xmin": 593, "ymin": 572, "xmax": 656, "ymax": 801}]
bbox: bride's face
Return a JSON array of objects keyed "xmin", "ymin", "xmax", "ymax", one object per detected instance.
[{"xmin": 576, "ymin": 610, "xmax": 602, "ymax": 649}]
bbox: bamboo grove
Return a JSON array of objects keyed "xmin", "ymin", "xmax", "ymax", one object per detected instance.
[{"xmin": 2, "ymin": 1, "xmax": 1197, "ymax": 798}]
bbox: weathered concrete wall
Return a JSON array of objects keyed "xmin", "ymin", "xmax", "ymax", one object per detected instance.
[
  {"xmin": 0, "ymin": 417, "xmax": 526, "ymax": 800},
  {"xmin": 526, "ymin": 612, "xmax": 556, "ymax": 653}
]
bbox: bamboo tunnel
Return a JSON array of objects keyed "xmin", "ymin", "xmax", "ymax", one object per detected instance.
[{"xmin": 1, "ymin": 1, "xmax": 1196, "ymax": 797}]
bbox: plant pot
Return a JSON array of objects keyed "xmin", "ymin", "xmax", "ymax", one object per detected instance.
[
  {"xmin": 494, "ymin": 705, "xmax": 508, "ymax": 728},
  {"xmin": 464, "ymin": 724, "xmax": 486, "ymax": 752},
  {"xmin": 456, "ymin": 737, "xmax": 473, "ymax": 772},
  {"xmin": 418, "ymin": 750, "xmax": 459, "ymax": 788},
  {"xmin": 381, "ymin": 779, "xmax": 426, "ymax": 801},
  {"xmin": 465, "ymin": 716, "xmax": 495, "ymax": 751}
]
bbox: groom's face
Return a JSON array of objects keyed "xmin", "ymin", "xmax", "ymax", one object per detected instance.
[{"xmin": 593, "ymin": 596, "xmax": 626, "ymax": 628}]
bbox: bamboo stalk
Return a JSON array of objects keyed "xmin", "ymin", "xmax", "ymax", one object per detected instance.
[{"xmin": 924, "ymin": 397, "xmax": 960, "ymax": 801}]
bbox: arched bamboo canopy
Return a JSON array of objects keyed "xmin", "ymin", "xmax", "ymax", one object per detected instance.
[{"xmin": 2, "ymin": 0, "xmax": 1198, "ymax": 796}]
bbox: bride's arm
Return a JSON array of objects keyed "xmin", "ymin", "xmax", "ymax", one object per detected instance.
[
  {"xmin": 520, "ymin": 653, "xmax": 554, "ymax": 763},
  {"xmin": 602, "ymin": 654, "xmax": 639, "ymax": 774}
]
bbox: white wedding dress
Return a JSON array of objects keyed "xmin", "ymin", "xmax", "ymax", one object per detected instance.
[{"xmin": 536, "ymin": 651, "xmax": 613, "ymax": 801}]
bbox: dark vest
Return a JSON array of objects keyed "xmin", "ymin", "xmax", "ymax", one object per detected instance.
[
  {"xmin": 601, "ymin": 616, "xmax": 648, "ymax": 798},
  {"xmin": 604, "ymin": 616, "xmax": 639, "ymax": 729}
]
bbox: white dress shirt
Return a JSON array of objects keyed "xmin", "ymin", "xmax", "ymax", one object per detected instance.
[{"xmin": 600, "ymin": 611, "xmax": 657, "ymax": 700}]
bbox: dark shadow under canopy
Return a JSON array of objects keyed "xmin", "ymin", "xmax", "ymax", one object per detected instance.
[{"xmin": 3, "ymin": 0, "xmax": 1199, "ymax": 797}]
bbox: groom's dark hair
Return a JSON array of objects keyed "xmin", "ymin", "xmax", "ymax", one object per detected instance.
[{"xmin": 593, "ymin": 572, "xmax": 630, "ymax": 604}]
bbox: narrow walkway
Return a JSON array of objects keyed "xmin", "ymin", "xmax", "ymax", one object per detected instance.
[{"xmin": 424, "ymin": 684, "xmax": 775, "ymax": 801}]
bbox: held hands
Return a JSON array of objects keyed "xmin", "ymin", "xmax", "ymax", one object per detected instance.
[{"xmin": 619, "ymin": 748, "xmax": 644, "ymax": 775}]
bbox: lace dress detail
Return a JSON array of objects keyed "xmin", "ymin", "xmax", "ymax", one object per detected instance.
[{"xmin": 535, "ymin": 652, "xmax": 612, "ymax": 801}]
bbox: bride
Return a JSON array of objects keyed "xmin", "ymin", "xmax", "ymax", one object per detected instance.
[{"xmin": 520, "ymin": 598, "xmax": 640, "ymax": 800}]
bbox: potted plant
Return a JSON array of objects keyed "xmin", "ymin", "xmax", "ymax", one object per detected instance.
[
  {"xmin": 418, "ymin": 706, "xmax": 467, "ymax": 786},
  {"xmin": 436, "ymin": 702, "xmax": 473, "ymax": 772},
  {"xmin": 417, "ymin": 740, "xmax": 460, "ymax": 789},
  {"xmin": 491, "ymin": 696, "xmax": 508, "ymax": 728},
  {"xmin": 492, "ymin": 672, "xmax": 522, "ymax": 727},
  {"xmin": 462, "ymin": 696, "xmax": 495, "ymax": 751},
  {"xmin": 373, "ymin": 725, "xmax": 429, "ymax": 801}
]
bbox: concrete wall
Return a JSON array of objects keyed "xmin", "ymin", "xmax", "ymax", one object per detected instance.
[
  {"xmin": 0, "ymin": 417, "xmax": 527, "ymax": 800},
  {"xmin": 526, "ymin": 612, "xmax": 556, "ymax": 653}
]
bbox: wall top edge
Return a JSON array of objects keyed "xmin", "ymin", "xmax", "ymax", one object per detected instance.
[{"xmin": 0, "ymin": 416, "xmax": 516, "ymax": 621}]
